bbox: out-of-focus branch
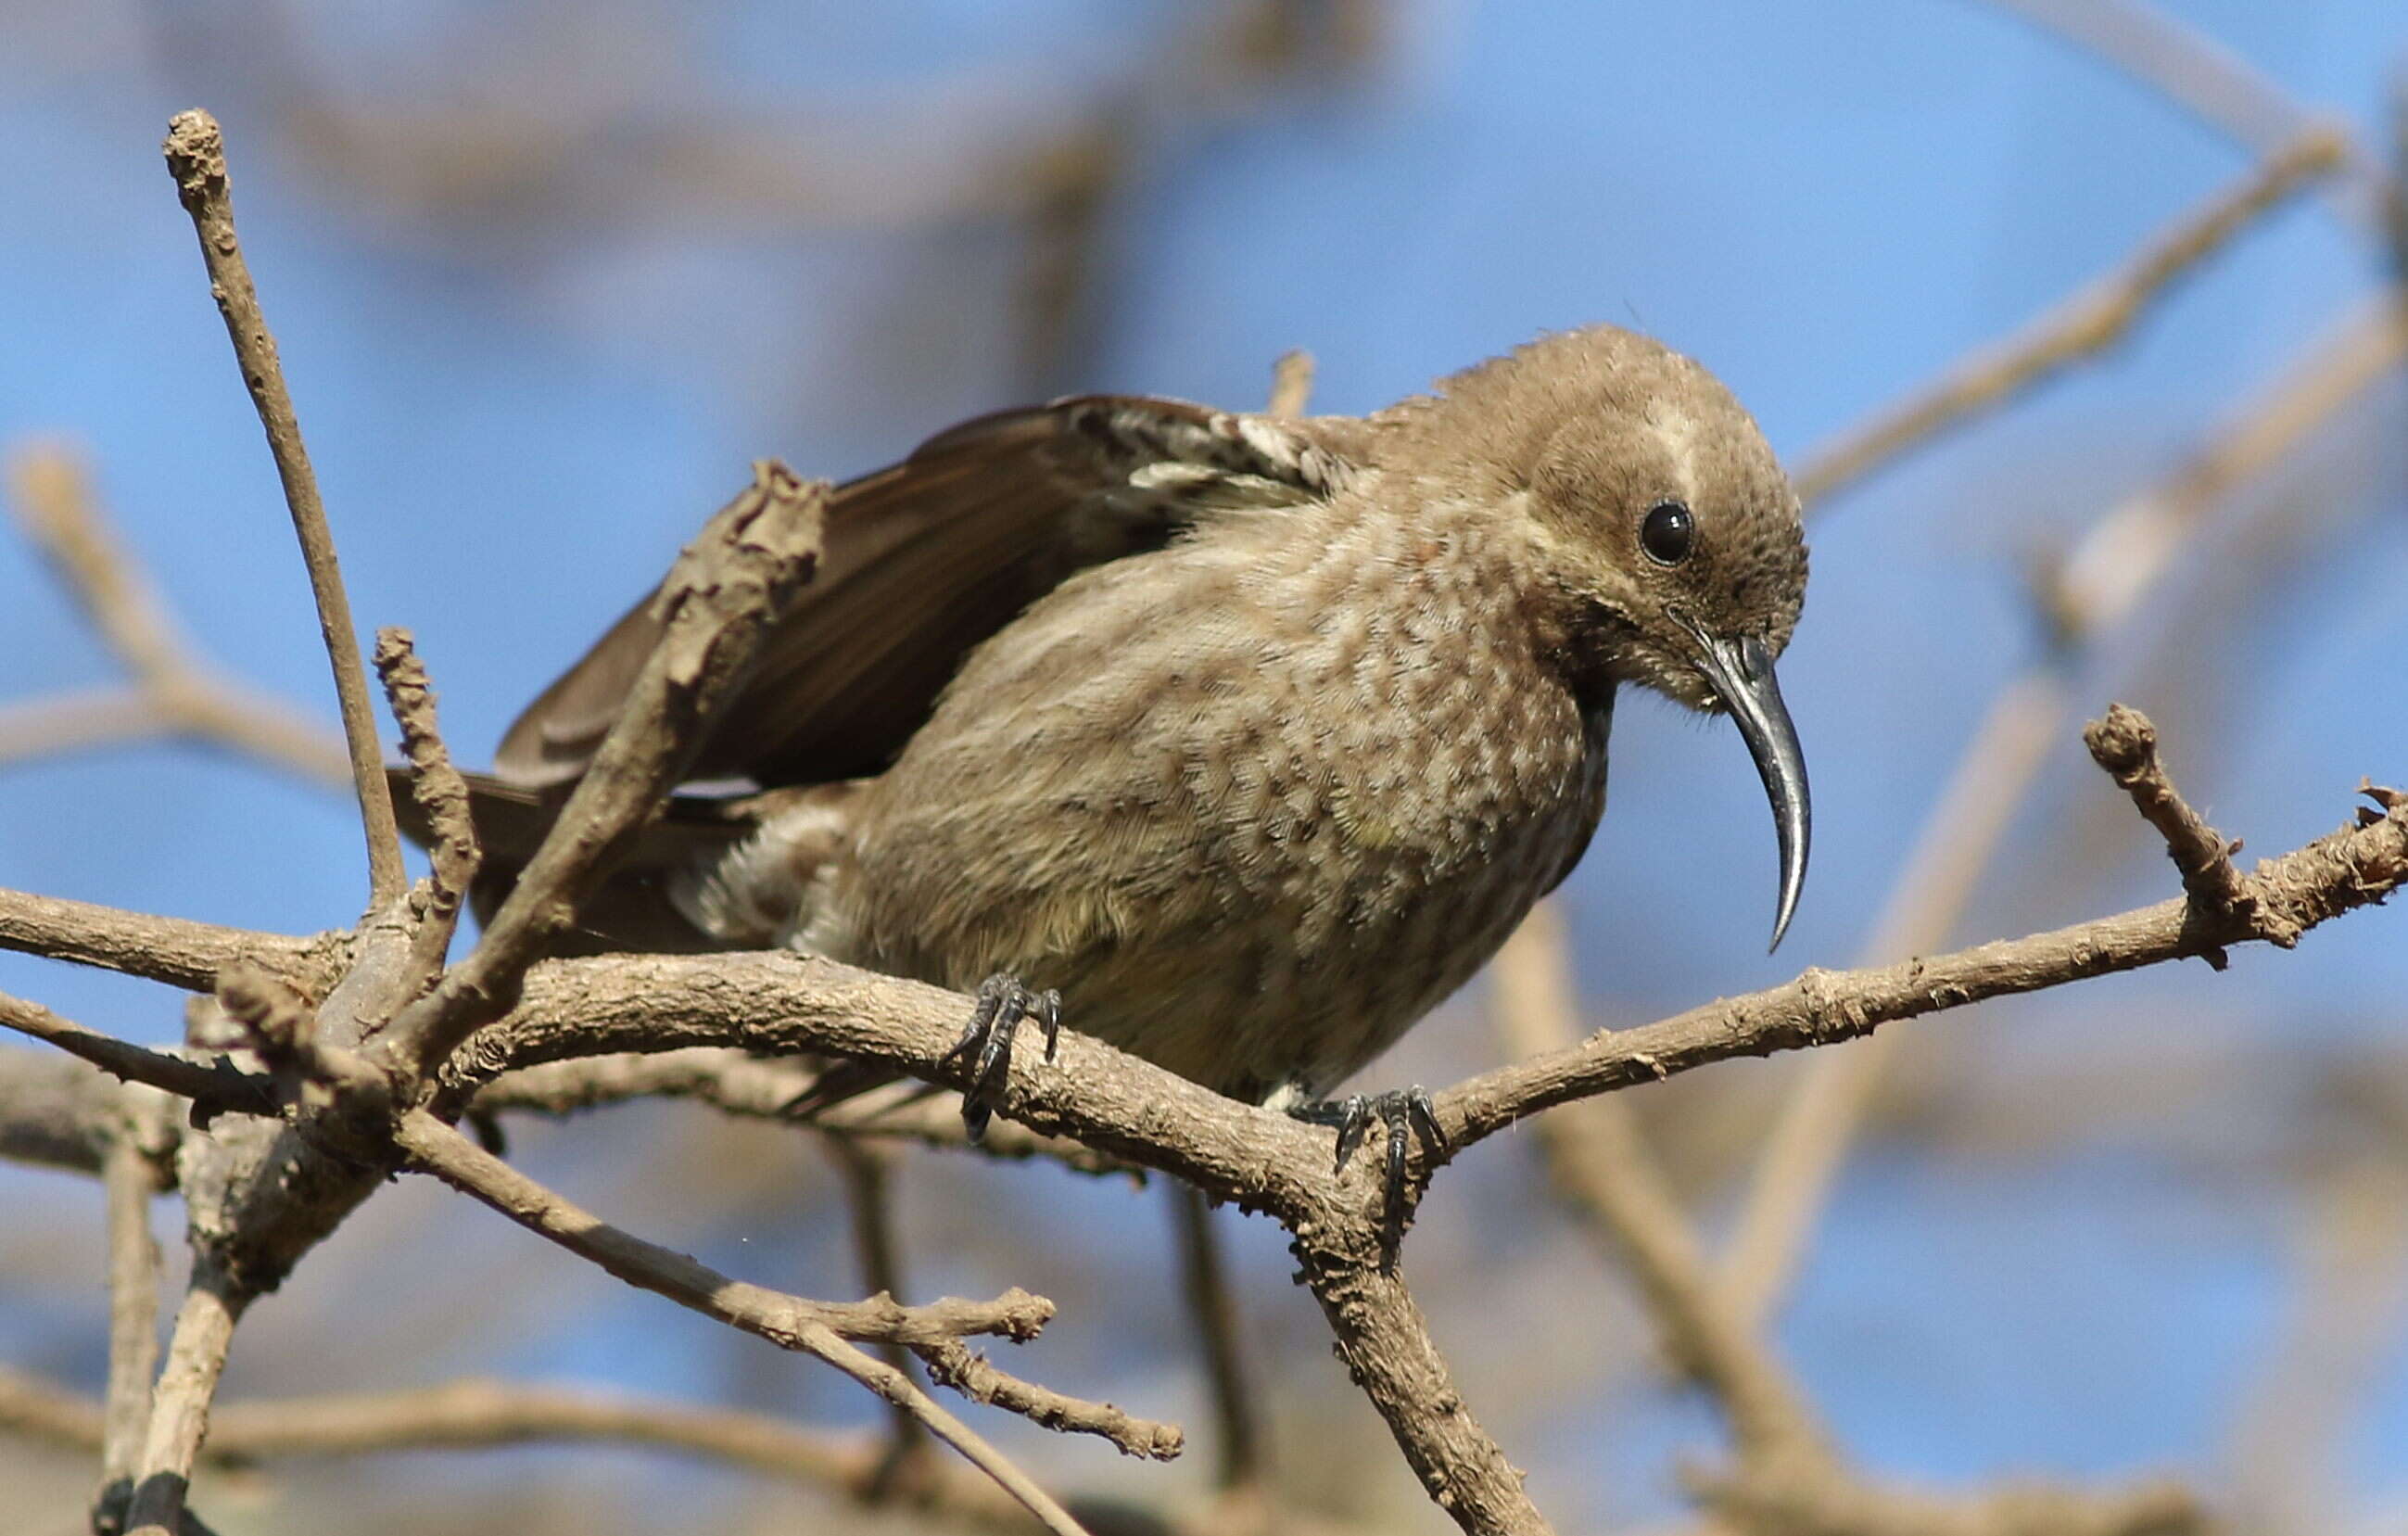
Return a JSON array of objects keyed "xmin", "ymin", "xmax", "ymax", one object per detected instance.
[
  {"xmin": 1171, "ymin": 1185, "xmax": 1265, "ymax": 1494},
  {"xmin": 0, "ymin": 446, "xmax": 349, "ymax": 785},
  {"xmin": 1492, "ymin": 906, "xmax": 1827, "ymax": 1464},
  {"xmin": 1985, "ymin": 0, "xmax": 2383, "ymax": 235},
  {"xmin": 163, "ymin": 109, "xmax": 403, "ymax": 907},
  {"xmin": 1795, "ymin": 129, "xmax": 2344, "ymax": 505},
  {"xmin": 826, "ymin": 1136, "xmax": 932, "ymax": 1482},
  {"xmin": 95, "ymin": 1128, "xmax": 164, "ymax": 1534}
]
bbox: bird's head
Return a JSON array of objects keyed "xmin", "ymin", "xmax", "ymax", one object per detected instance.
[{"xmin": 1417, "ymin": 325, "xmax": 1812, "ymax": 947}]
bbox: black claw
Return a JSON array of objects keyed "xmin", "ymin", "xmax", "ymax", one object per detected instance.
[
  {"xmin": 1289, "ymin": 1086, "xmax": 1446, "ymax": 1216},
  {"xmin": 1035, "ymin": 989, "xmax": 1064, "ymax": 1062},
  {"xmin": 941, "ymin": 973, "xmax": 1055, "ymax": 1141}
]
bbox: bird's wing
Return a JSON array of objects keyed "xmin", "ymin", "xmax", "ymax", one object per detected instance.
[{"xmin": 493, "ymin": 396, "xmax": 1357, "ymax": 791}]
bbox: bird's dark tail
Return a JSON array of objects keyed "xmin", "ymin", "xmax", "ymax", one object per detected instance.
[{"xmin": 385, "ymin": 768, "xmax": 758, "ymax": 956}]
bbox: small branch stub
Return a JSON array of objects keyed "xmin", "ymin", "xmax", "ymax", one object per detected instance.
[{"xmin": 2083, "ymin": 703, "xmax": 2258, "ymax": 933}]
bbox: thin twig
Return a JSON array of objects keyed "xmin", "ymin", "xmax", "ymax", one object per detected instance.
[
  {"xmin": 161, "ymin": 109, "xmax": 403, "ymax": 905},
  {"xmin": 2083, "ymin": 703, "xmax": 2253, "ymax": 922},
  {"xmin": 0, "ymin": 991, "xmax": 274, "ymax": 1116},
  {"xmin": 395, "ymin": 1107, "xmax": 1053, "ymax": 1345},
  {"xmin": 1795, "ymin": 128, "xmax": 2344, "ymax": 504},
  {"xmin": 914, "ymin": 1340, "xmax": 1185, "ymax": 1460},
  {"xmin": 377, "ymin": 462, "xmax": 826, "ymax": 1080},
  {"xmin": 806, "ymin": 1327, "xmax": 1094, "ymax": 1536},
  {"xmin": 371, "ymin": 628, "xmax": 481, "ymax": 990},
  {"xmin": 1441, "ymin": 764, "xmax": 2408, "ymax": 1151}
]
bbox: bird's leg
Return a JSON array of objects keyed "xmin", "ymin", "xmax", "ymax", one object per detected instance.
[
  {"xmin": 939, "ymin": 973, "xmax": 1062, "ymax": 1138},
  {"xmin": 1288, "ymin": 1085, "xmax": 1447, "ymax": 1216}
]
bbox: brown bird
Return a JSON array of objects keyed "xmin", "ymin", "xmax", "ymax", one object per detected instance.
[{"xmin": 433, "ymin": 324, "xmax": 1810, "ymax": 1177}]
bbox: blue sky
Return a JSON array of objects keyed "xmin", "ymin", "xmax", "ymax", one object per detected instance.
[{"xmin": 3, "ymin": 2, "xmax": 2406, "ymax": 1527}]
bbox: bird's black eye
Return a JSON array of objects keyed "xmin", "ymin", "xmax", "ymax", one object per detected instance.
[{"xmin": 1641, "ymin": 501, "xmax": 1693, "ymax": 565}]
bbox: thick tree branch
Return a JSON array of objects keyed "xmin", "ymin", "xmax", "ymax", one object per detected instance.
[
  {"xmin": 475, "ymin": 1049, "xmax": 1135, "ymax": 1175},
  {"xmin": 0, "ymin": 886, "xmax": 321, "ymax": 995},
  {"xmin": 162, "ymin": 109, "xmax": 403, "ymax": 907}
]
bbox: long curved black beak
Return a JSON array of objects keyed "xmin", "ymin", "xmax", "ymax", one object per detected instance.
[{"xmin": 1690, "ymin": 629, "xmax": 1811, "ymax": 951}]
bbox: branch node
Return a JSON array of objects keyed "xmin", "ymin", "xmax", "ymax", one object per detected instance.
[{"xmin": 2084, "ymin": 704, "xmax": 2257, "ymax": 924}]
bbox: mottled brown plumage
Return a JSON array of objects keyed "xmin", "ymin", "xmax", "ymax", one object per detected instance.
[{"xmin": 447, "ymin": 324, "xmax": 1811, "ymax": 1122}]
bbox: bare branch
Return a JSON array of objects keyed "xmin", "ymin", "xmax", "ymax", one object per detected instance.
[
  {"xmin": 2083, "ymin": 704, "xmax": 2253, "ymax": 925},
  {"xmin": 377, "ymin": 462, "xmax": 826, "ymax": 1080},
  {"xmin": 213, "ymin": 962, "xmax": 391, "ymax": 1108},
  {"xmin": 1441, "ymin": 763, "xmax": 2408, "ymax": 1151},
  {"xmin": 161, "ymin": 109, "xmax": 403, "ymax": 905},
  {"xmin": 1289, "ymin": 1221, "xmax": 1548, "ymax": 1535},
  {"xmin": 914, "ymin": 1340, "xmax": 1184, "ymax": 1461},
  {"xmin": 1795, "ymin": 129, "xmax": 2345, "ymax": 504},
  {"xmin": 0, "ymin": 885, "xmax": 321, "ymax": 995},
  {"xmin": 475, "ymin": 1049, "xmax": 1137, "ymax": 1176},
  {"xmin": 373, "ymin": 628, "xmax": 480, "ymax": 991},
  {"xmin": 0, "ymin": 991, "xmax": 274, "ymax": 1116},
  {"xmin": 393, "ymin": 1107, "xmax": 1052, "ymax": 1346},
  {"xmin": 803, "ymin": 1327, "xmax": 1095, "ymax": 1536}
]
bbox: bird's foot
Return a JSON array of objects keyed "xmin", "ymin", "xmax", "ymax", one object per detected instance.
[
  {"xmin": 1288, "ymin": 1085, "xmax": 1447, "ymax": 1218},
  {"xmin": 939, "ymin": 972, "xmax": 1061, "ymax": 1139}
]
